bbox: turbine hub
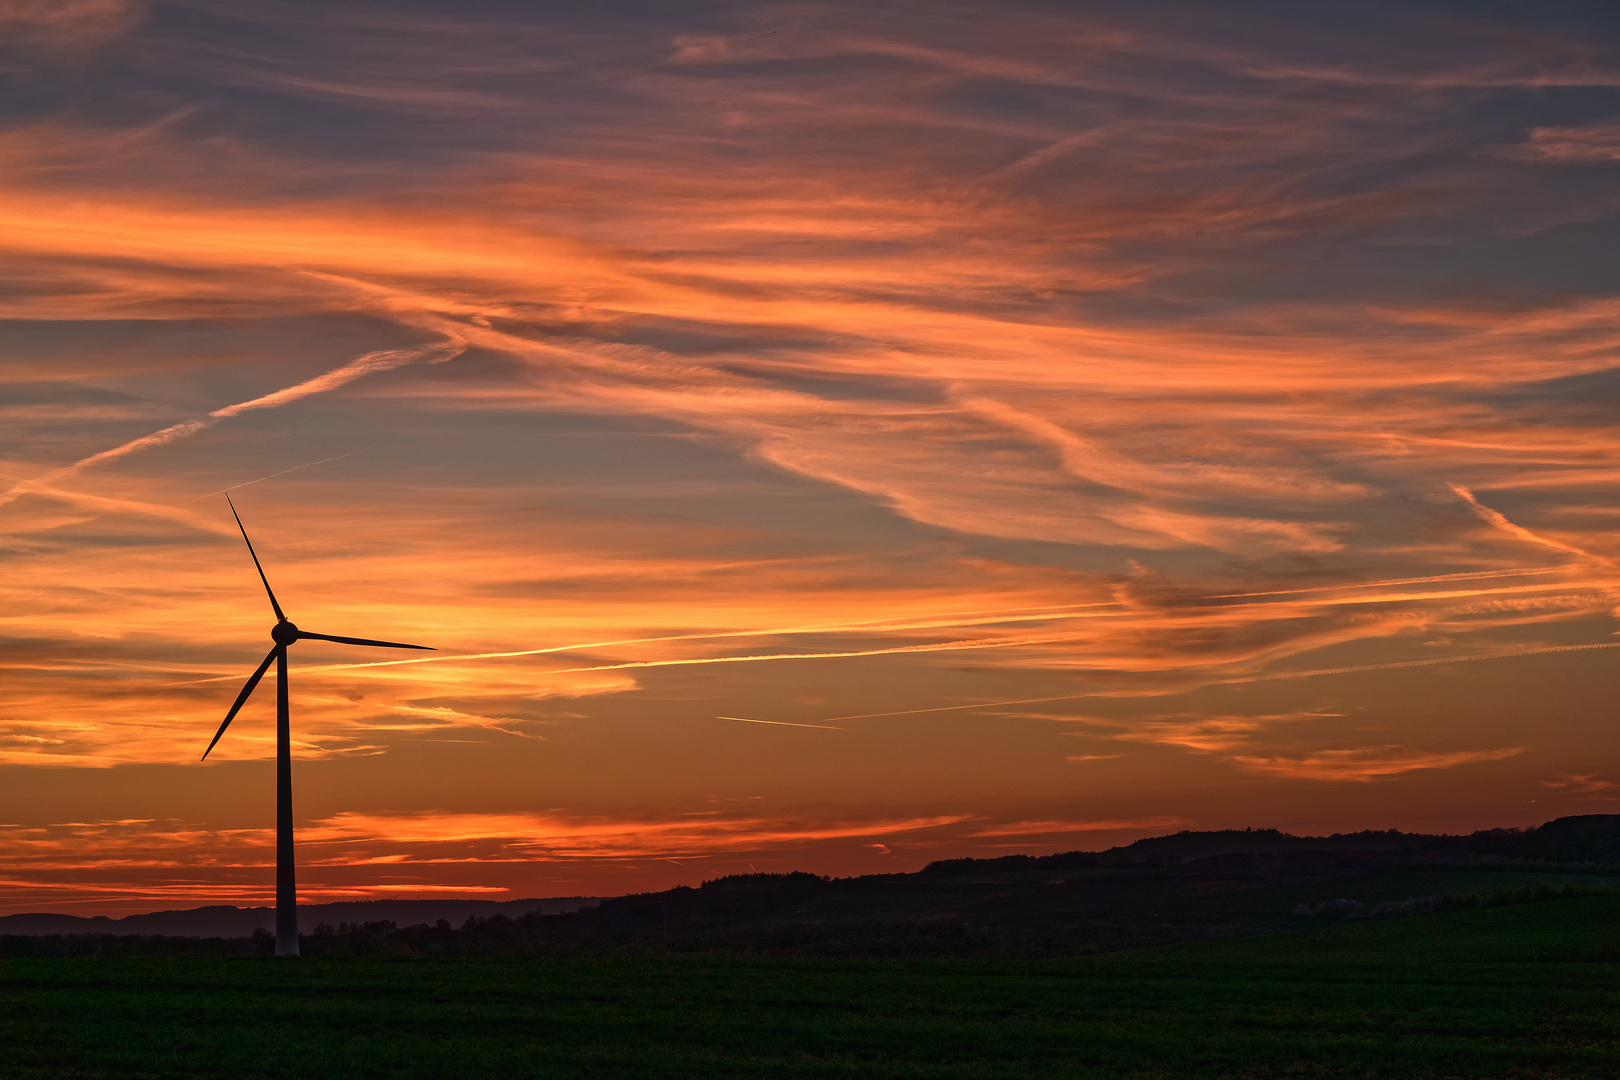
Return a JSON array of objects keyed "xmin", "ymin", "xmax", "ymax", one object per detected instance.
[{"xmin": 271, "ymin": 620, "xmax": 299, "ymax": 645}]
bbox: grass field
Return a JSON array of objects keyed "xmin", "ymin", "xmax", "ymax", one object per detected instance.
[{"xmin": 6, "ymin": 894, "xmax": 1620, "ymax": 1079}]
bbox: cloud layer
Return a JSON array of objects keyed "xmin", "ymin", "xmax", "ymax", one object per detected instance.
[{"xmin": 4, "ymin": 0, "xmax": 1620, "ymax": 909}]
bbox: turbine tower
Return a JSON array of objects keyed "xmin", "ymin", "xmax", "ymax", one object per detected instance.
[{"xmin": 202, "ymin": 495, "xmax": 433, "ymax": 957}]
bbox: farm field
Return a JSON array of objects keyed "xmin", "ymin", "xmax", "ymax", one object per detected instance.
[{"xmin": 6, "ymin": 894, "xmax": 1620, "ymax": 1079}]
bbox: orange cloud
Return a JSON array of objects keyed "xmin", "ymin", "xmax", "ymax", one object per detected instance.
[
  {"xmin": 5, "ymin": 1, "xmax": 1620, "ymax": 908},
  {"xmin": 1498, "ymin": 122, "xmax": 1620, "ymax": 163},
  {"xmin": 1541, "ymin": 774, "xmax": 1620, "ymax": 795},
  {"xmin": 1230, "ymin": 747, "xmax": 1525, "ymax": 782},
  {"xmin": 0, "ymin": 810, "xmax": 1003, "ymax": 913},
  {"xmin": 966, "ymin": 817, "xmax": 1181, "ymax": 837}
]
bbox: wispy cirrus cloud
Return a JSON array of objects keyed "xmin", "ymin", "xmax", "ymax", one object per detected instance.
[
  {"xmin": 4, "ymin": 0, "xmax": 1620, "ymax": 906},
  {"xmin": 0, "ymin": 0, "xmax": 143, "ymax": 54},
  {"xmin": 1541, "ymin": 774, "xmax": 1620, "ymax": 796},
  {"xmin": 1230, "ymin": 747, "xmax": 1525, "ymax": 782},
  {"xmin": 1045, "ymin": 708, "xmax": 1523, "ymax": 783},
  {"xmin": 1498, "ymin": 122, "xmax": 1620, "ymax": 163},
  {"xmin": 0, "ymin": 338, "xmax": 465, "ymax": 511},
  {"xmin": 965, "ymin": 817, "xmax": 1181, "ymax": 838}
]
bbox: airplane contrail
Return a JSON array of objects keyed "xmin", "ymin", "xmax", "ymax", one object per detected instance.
[
  {"xmin": 183, "ymin": 627, "xmax": 1089, "ymax": 686},
  {"xmin": 201, "ymin": 574, "xmax": 1615, "ymax": 684},
  {"xmin": 716, "ymin": 716, "xmax": 842, "ymax": 730},
  {"xmin": 0, "ymin": 483, "xmax": 222, "ymax": 532},
  {"xmin": 271, "ymin": 570, "xmax": 1599, "ymax": 682},
  {"xmin": 0, "ymin": 341, "xmax": 461, "ymax": 511},
  {"xmin": 1218, "ymin": 579, "xmax": 1620, "ymax": 611},
  {"xmin": 189, "ymin": 450, "xmax": 369, "ymax": 501},
  {"xmin": 798, "ymin": 639, "xmax": 1620, "ymax": 723},
  {"xmin": 1212, "ymin": 639, "xmax": 1620, "ymax": 685},
  {"xmin": 1207, "ymin": 565, "xmax": 1573, "ymax": 598},
  {"xmin": 173, "ymin": 631, "xmax": 1085, "ymax": 687},
  {"xmin": 497, "ymin": 634, "xmax": 1077, "ymax": 676},
  {"xmin": 1450, "ymin": 484, "xmax": 1614, "ymax": 566},
  {"xmin": 817, "ymin": 695, "xmax": 1106, "ymax": 722},
  {"xmin": 273, "ymin": 606, "xmax": 1125, "ymax": 677}
]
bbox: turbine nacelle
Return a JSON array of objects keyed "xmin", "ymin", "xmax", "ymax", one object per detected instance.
[{"xmin": 271, "ymin": 619, "xmax": 300, "ymax": 645}]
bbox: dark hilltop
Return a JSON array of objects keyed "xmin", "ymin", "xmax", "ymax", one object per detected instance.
[{"xmin": 8, "ymin": 815, "xmax": 1620, "ymax": 958}]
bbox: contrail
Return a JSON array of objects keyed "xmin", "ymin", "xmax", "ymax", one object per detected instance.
[
  {"xmin": 480, "ymin": 634, "xmax": 1076, "ymax": 676},
  {"xmin": 272, "ymin": 605, "xmax": 1124, "ymax": 677},
  {"xmin": 1218, "ymin": 580, "xmax": 1619, "ymax": 611},
  {"xmin": 218, "ymin": 573, "xmax": 1611, "ymax": 683},
  {"xmin": 1213, "ymin": 639, "xmax": 1620, "ymax": 685},
  {"xmin": 817, "ymin": 695, "xmax": 1105, "ymax": 722},
  {"xmin": 189, "ymin": 450, "xmax": 368, "ymax": 501},
  {"xmin": 0, "ymin": 340, "xmax": 462, "ymax": 511},
  {"xmin": 0, "ymin": 483, "xmax": 221, "ymax": 532},
  {"xmin": 177, "ymin": 631, "xmax": 1084, "ymax": 686},
  {"xmin": 1207, "ymin": 565, "xmax": 1572, "ymax": 598},
  {"xmin": 796, "ymin": 640, "xmax": 1620, "ymax": 723},
  {"xmin": 717, "ymin": 716, "xmax": 842, "ymax": 730},
  {"xmin": 1450, "ymin": 484, "xmax": 1613, "ymax": 566}
]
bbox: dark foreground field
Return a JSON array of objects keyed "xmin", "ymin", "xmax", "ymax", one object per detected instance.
[{"xmin": 6, "ymin": 895, "xmax": 1620, "ymax": 1080}]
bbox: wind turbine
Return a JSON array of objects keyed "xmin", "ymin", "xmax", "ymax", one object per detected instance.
[{"xmin": 202, "ymin": 495, "xmax": 433, "ymax": 957}]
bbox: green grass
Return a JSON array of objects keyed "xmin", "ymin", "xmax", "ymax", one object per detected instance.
[{"xmin": 6, "ymin": 896, "xmax": 1620, "ymax": 1079}]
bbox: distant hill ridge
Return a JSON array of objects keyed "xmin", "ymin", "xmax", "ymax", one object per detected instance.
[
  {"xmin": 7, "ymin": 815, "xmax": 1620, "ymax": 939},
  {"xmin": 920, "ymin": 814, "xmax": 1620, "ymax": 873},
  {"xmin": 0, "ymin": 896, "xmax": 599, "ymax": 938}
]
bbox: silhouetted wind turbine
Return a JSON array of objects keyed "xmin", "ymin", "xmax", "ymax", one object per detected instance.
[{"xmin": 202, "ymin": 494, "xmax": 433, "ymax": 957}]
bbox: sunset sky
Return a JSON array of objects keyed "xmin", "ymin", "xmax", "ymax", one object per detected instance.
[{"xmin": 6, "ymin": 0, "xmax": 1620, "ymax": 915}]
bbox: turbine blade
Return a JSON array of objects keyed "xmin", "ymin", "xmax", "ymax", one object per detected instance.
[
  {"xmin": 202, "ymin": 645, "xmax": 280, "ymax": 760},
  {"xmin": 296, "ymin": 630, "xmax": 435, "ymax": 651},
  {"xmin": 225, "ymin": 494, "xmax": 286, "ymax": 621}
]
